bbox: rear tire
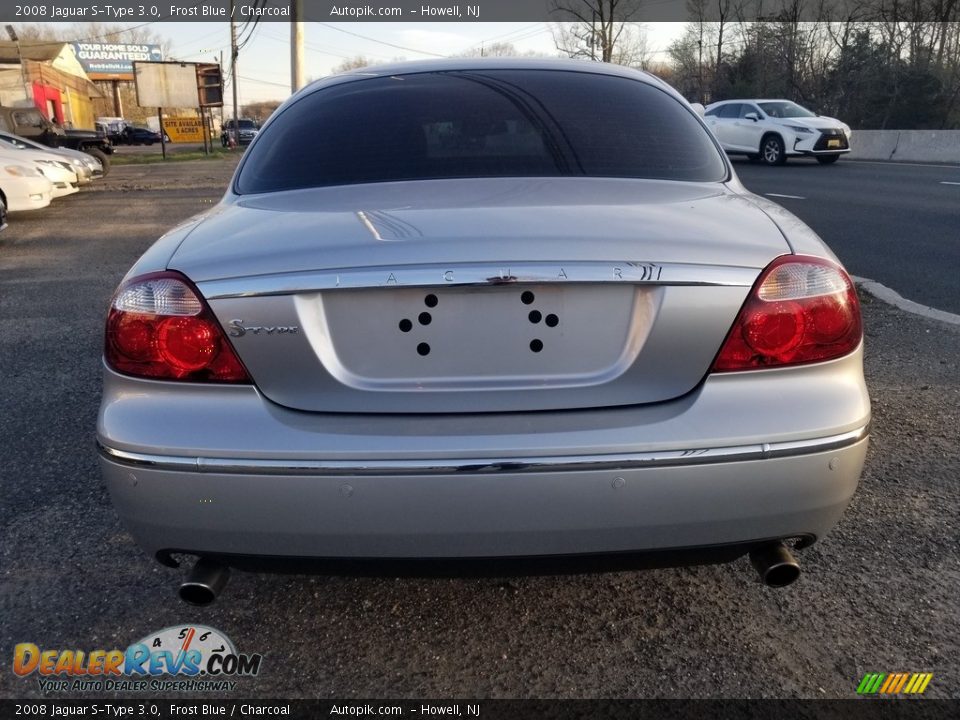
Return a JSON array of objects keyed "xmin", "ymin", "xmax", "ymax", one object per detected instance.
[
  {"xmin": 816, "ymin": 155, "xmax": 840, "ymax": 165},
  {"xmin": 86, "ymin": 148, "xmax": 110, "ymax": 177},
  {"xmin": 760, "ymin": 135, "xmax": 786, "ymax": 165}
]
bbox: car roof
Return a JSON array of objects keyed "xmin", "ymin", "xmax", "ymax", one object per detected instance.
[
  {"xmin": 707, "ymin": 98, "xmax": 795, "ymax": 107},
  {"xmin": 299, "ymin": 58, "xmax": 672, "ymax": 98}
]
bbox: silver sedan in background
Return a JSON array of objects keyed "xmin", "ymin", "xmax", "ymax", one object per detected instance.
[{"xmin": 98, "ymin": 59, "xmax": 869, "ymax": 604}]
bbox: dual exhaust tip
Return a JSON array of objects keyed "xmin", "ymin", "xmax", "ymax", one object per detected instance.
[
  {"xmin": 178, "ymin": 558, "xmax": 230, "ymax": 606},
  {"xmin": 749, "ymin": 541, "xmax": 801, "ymax": 588},
  {"xmin": 176, "ymin": 541, "xmax": 800, "ymax": 604}
]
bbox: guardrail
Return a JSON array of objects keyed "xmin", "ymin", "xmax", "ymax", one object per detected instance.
[{"xmin": 848, "ymin": 130, "xmax": 960, "ymax": 164}]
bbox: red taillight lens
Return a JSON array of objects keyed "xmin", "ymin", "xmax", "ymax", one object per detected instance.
[
  {"xmin": 712, "ymin": 255, "xmax": 862, "ymax": 372},
  {"xmin": 105, "ymin": 271, "xmax": 251, "ymax": 383}
]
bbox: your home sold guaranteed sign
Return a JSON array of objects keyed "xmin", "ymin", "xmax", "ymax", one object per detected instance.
[
  {"xmin": 13, "ymin": 626, "xmax": 262, "ymax": 693},
  {"xmin": 72, "ymin": 43, "xmax": 163, "ymax": 81}
]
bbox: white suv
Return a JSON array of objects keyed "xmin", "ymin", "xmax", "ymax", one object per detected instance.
[{"xmin": 704, "ymin": 99, "xmax": 852, "ymax": 165}]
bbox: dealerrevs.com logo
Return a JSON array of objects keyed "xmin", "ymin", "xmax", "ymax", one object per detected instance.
[{"xmin": 13, "ymin": 625, "xmax": 262, "ymax": 693}]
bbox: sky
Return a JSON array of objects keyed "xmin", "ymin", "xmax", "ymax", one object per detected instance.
[{"xmin": 153, "ymin": 21, "xmax": 688, "ymax": 106}]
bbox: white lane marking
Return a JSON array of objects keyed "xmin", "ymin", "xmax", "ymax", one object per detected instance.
[
  {"xmin": 940, "ymin": 181, "xmax": 960, "ymax": 186},
  {"xmin": 853, "ymin": 276, "xmax": 960, "ymax": 326},
  {"xmin": 850, "ymin": 159, "xmax": 960, "ymax": 169},
  {"xmin": 765, "ymin": 193, "xmax": 806, "ymax": 200}
]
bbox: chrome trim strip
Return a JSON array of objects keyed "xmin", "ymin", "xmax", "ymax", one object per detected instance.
[
  {"xmin": 197, "ymin": 261, "xmax": 759, "ymax": 300},
  {"xmin": 98, "ymin": 425, "xmax": 869, "ymax": 476}
]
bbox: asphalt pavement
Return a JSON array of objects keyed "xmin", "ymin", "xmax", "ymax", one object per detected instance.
[
  {"xmin": 1, "ymin": 158, "xmax": 958, "ymax": 700},
  {"xmin": 733, "ymin": 157, "xmax": 960, "ymax": 314}
]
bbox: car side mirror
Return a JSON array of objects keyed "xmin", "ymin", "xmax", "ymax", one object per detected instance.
[
  {"xmin": 744, "ymin": 112, "xmax": 759, "ymax": 122},
  {"xmin": 689, "ymin": 103, "xmax": 706, "ymax": 117}
]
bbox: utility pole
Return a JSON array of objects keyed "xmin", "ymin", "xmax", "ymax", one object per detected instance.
[
  {"xmin": 229, "ymin": 1, "xmax": 239, "ymax": 147},
  {"xmin": 111, "ymin": 80, "xmax": 123, "ymax": 117},
  {"xmin": 218, "ymin": 50, "xmax": 224, "ymax": 138},
  {"xmin": 5, "ymin": 25, "xmax": 29, "ymax": 101},
  {"xmin": 290, "ymin": 0, "xmax": 304, "ymax": 93}
]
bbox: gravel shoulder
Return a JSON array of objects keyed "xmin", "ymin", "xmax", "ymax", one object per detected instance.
[{"xmin": 1, "ymin": 161, "xmax": 957, "ymax": 700}]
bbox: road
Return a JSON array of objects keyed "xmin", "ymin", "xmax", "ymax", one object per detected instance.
[
  {"xmin": 1, "ymin": 159, "xmax": 958, "ymax": 700},
  {"xmin": 733, "ymin": 157, "xmax": 960, "ymax": 314}
]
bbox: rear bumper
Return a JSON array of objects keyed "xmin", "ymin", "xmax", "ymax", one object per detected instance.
[
  {"xmin": 100, "ymin": 432, "xmax": 867, "ymax": 561},
  {"xmin": 98, "ymin": 347, "xmax": 870, "ymax": 563}
]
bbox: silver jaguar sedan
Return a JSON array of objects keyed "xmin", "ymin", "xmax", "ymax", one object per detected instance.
[{"xmin": 98, "ymin": 59, "xmax": 869, "ymax": 604}]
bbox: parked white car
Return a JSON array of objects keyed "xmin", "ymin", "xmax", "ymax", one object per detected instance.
[
  {"xmin": 0, "ymin": 131, "xmax": 102, "ymax": 182},
  {"xmin": 0, "ymin": 161, "xmax": 54, "ymax": 212},
  {"xmin": 0, "ymin": 140, "xmax": 79, "ymax": 197},
  {"xmin": 704, "ymin": 99, "xmax": 852, "ymax": 165}
]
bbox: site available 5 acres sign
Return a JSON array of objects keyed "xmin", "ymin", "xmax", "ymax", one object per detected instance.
[
  {"xmin": 73, "ymin": 43, "xmax": 163, "ymax": 81},
  {"xmin": 164, "ymin": 117, "xmax": 205, "ymax": 143}
]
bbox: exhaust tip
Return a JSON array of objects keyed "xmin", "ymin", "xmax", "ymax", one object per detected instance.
[
  {"xmin": 761, "ymin": 560, "xmax": 801, "ymax": 588},
  {"xmin": 178, "ymin": 558, "xmax": 229, "ymax": 605},
  {"xmin": 179, "ymin": 582, "xmax": 218, "ymax": 606},
  {"xmin": 749, "ymin": 542, "xmax": 801, "ymax": 588}
]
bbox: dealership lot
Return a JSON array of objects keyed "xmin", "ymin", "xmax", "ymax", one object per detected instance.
[{"xmin": 1, "ymin": 158, "xmax": 958, "ymax": 699}]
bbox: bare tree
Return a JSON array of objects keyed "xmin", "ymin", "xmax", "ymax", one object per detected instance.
[
  {"xmin": 668, "ymin": 0, "xmax": 960, "ymax": 129},
  {"xmin": 13, "ymin": 21, "xmax": 170, "ymax": 56},
  {"xmin": 332, "ymin": 56, "xmax": 375, "ymax": 74},
  {"xmin": 241, "ymin": 100, "xmax": 282, "ymax": 124},
  {"xmin": 550, "ymin": 0, "xmax": 646, "ymax": 63},
  {"xmin": 458, "ymin": 41, "xmax": 553, "ymax": 58}
]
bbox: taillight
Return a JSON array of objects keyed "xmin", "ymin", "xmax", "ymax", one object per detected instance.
[
  {"xmin": 105, "ymin": 271, "xmax": 251, "ymax": 383},
  {"xmin": 712, "ymin": 255, "xmax": 862, "ymax": 372}
]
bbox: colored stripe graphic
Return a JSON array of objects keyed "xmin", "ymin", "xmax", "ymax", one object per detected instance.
[
  {"xmin": 879, "ymin": 674, "xmax": 897, "ymax": 693},
  {"xmin": 857, "ymin": 673, "xmax": 885, "ymax": 694},
  {"xmin": 857, "ymin": 672, "xmax": 932, "ymax": 695}
]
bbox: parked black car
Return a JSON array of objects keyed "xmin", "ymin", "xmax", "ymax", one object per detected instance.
[{"xmin": 118, "ymin": 125, "xmax": 165, "ymax": 146}]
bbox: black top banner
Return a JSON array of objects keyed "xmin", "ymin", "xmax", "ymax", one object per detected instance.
[{"xmin": 0, "ymin": 0, "xmax": 934, "ymax": 23}]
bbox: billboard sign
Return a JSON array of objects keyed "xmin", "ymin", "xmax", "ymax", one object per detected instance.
[
  {"xmin": 72, "ymin": 43, "xmax": 163, "ymax": 81},
  {"xmin": 134, "ymin": 62, "xmax": 201, "ymax": 109}
]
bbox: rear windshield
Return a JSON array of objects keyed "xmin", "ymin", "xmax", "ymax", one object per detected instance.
[{"xmin": 236, "ymin": 69, "xmax": 727, "ymax": 193}]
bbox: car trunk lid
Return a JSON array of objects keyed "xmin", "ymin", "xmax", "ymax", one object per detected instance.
[{"xmin": 171, "ymin": 178, "xmax": 789, "ymax": 413}]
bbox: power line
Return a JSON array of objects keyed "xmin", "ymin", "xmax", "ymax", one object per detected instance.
[
  {"xmin": 68, "ymin": 21, "xmax": 161, "ymax": 42},
  {"xmin": 38, "ymin": 18, "xmax": 172, "ymax": 44},
  {"xmin": 317, "ymin": 23, "xmax": 446, "ymax": 58},
  {"xmin": 237, "ymin": 74, "xmax": 290, "ymax": 89},
  {"xmin": 465, "ymin": 23, "xmax": 545, "ymax": 49},
  {"xmin": 261, "ymin": 30, "xmax": 354, "ymax": 61},
  {"xmin": 168, "ymin": 27, "xmax": 227, "ymax": 53},
  {"xmin": 261, "ymin": 29, "xmax": 397, "ymax": 62},
  {"xmin": 237, "ymin": 0, "xmax": 266, "ymax": 50}
]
